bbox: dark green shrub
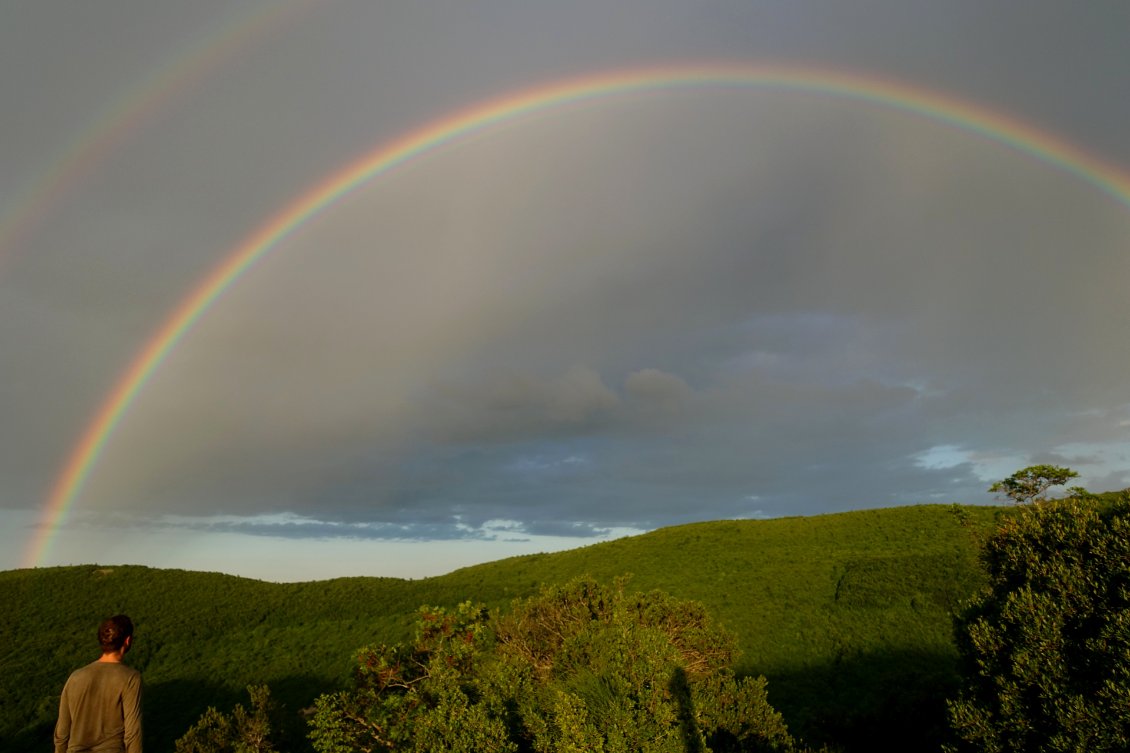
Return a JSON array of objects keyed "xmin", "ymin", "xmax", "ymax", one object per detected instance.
[{"xmin": 946, "ymin": 495, "xmax": 1130, "ymax": 752}]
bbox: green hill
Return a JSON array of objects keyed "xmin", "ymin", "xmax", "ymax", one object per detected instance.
[{"xmin": 1, "ymin": 503, "xmax": 1003, "ymax": 752}]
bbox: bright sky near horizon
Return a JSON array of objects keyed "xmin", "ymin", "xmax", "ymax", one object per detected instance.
[{"xmin": 3, "ymin": 1, "xmax": 1129, "ymax": 581}]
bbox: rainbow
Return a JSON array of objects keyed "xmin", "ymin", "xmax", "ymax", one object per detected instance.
[
  {"xmin": 0, "ymin": 0, "xmax": 315, "ymax": 276},
  {"xmin": 25, "ymin": 62, "xmax": 1130, "ymax": 568}
]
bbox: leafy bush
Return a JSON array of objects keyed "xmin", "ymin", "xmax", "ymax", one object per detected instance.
[
  {"xmin": 309, "ymin": 577, "xmax": 797, "ymax": 752},
  {"xmin": 946, "ymin": 494, "xmax": 1130, "ymax": 752},
  {"xmin": 308, "ymin": 601, "xmax": 512, "ymax": 753}
]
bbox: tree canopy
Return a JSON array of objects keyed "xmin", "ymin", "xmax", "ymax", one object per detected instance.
[
  {"xmin": 946, "ymin": 495, "xmax": 1130, "ymax": 752},
  {"xmin": 987, "ymin": 464, "xmax": 1079, "ymax": 504}
]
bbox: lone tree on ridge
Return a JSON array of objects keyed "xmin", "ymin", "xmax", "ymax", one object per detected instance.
[{"xmin": 988, "ymin": 464, "xmax": 1079, "ymax": 504}]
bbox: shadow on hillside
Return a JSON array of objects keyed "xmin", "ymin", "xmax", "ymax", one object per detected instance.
[
  {"xmin": 759, "ymin": 647, "xmax": 959, "ymax": 753},
  {"xmin": 147, "ymin": 674, "xmax": 332, "ymax": 753},
  {"xmin": 145, "ymin": 678, "xmax": 242, "ymax": 751}
]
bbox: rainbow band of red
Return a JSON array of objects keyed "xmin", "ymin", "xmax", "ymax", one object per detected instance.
[{"xmin": 25, "ymin": 62, "xmax": 1130, "ymax": 568}]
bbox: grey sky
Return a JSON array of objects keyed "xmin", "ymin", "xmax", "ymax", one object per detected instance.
[{"xmin": 2, "ymin": 1, "xmax": 1128, "ymax": 579}]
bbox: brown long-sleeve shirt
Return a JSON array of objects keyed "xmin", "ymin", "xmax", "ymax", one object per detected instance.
[{"xmin": 54, "ymin": 660, "xmax": 142, "ymax": 753}]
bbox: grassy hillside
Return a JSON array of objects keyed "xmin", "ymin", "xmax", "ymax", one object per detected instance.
[{"xmin": 2, "ymin": 503, "xmax": 1003, "ymax": 752}]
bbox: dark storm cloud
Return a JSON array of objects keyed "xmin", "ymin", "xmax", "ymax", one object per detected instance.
[{"xmin": 425, "ymin": 366, "xmax": 621, "ymax": 443}]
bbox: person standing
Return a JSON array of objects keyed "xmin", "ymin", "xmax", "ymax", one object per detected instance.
[{"xmin": 54, "ymin": 614, "xmax": 143, "ymax": 753}]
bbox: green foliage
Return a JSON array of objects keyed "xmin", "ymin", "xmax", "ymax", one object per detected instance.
[
  {"xmin": 946, "ymin": 495, "xmax": 1130, "ymax": 752},
  {"xmin": 988, "ymin": 464, "xmax": 1080, "ymax": 504},
  {"xmin": 501, "ymin": 578, "xmax": 796, "ymax": 752},
  {"xmin": 308, "ymin": 601, "xmax": 513, "ymax": 753},
  {"xmin": 2, "ymin": 503, "xmax": 1006, "ymax": 752},
  {"xmin": 311, "ymin": 578, "xmax": 797, "ymax": 752},
  {"xmin": 175, "ymin": 685, "xmax": 281, "ymax": 753}
]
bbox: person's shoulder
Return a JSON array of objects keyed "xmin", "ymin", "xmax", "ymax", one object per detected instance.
[
  {"xmin": 69, "ymin": 659, "xmax": 102, "ymax": 676},
  {"xmin": 63, "ymin": 660, "xmax": 102, "ymax": 686}
]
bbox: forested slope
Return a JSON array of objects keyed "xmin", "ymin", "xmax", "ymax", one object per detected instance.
[{"xmin": 2, "ymin": 503, "xmax": 1001, "ymax": 752}]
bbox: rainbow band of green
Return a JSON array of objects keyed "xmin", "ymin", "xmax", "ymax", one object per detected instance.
[{"xmin": 26, "ymin": 62, "xmax": 1130, "ymax": 568}]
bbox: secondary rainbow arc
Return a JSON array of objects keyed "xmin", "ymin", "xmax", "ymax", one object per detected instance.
[
  {"xmin": 25, "ymin": 62, "xmax": 1130, "ymax": 568},
  {"xmin": 0, "ymin": 0, "xmax": 315, "ymax": 275}
]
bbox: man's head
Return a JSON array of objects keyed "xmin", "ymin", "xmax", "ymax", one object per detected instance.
[{"xmin": 97, "ymin": 614, "xmax": 134, "ymax": 654}]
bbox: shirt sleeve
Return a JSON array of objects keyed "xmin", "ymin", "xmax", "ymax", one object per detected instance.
[{"xmin": 123, "ymin": 672, "xmax": 143, "ymax": 753}]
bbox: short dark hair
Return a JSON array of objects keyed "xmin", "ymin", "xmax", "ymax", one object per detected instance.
[{"xmin": 98, "ymin": 614, "xmax": 134, "ymax": 652}]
